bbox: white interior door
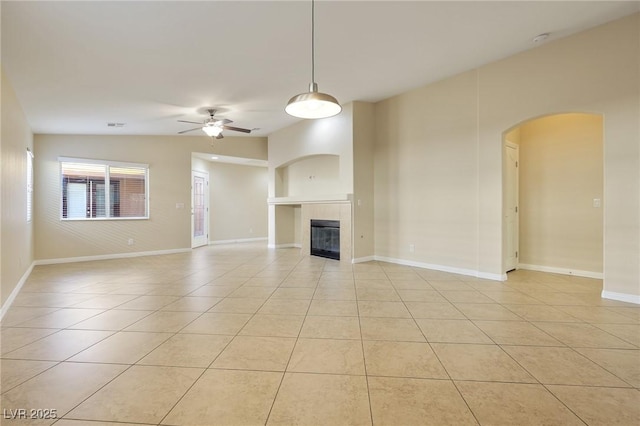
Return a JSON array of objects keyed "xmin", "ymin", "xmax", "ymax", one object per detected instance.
[
  {"xmin": 504, "ymin": 142, "xmax": 519, "ymax": 272},
  {"xmin": 191, "ymin": 170, "xmax": 209, "ymax": 248}
]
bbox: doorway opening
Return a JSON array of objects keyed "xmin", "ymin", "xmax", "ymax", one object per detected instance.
[
  {"xmin": 502, "ymin": 113, "xmax": 604, "ymax": 277},
  {"xmin": 503, "ymin": 141, "xmax": 519, "ymax": 272},
  {"xmin": 191, "ymin": 170, "xmax": 209, "ymax": 248}
]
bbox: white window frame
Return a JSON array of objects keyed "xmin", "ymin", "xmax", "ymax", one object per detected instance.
[{"xmin": 59, "ymin": 157, "xmax": 150, "ymax": 221}]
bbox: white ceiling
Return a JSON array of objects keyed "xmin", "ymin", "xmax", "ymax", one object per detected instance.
[{"xmin": 3, "ymin": 1, "xmax": 638, "ymax": 138}]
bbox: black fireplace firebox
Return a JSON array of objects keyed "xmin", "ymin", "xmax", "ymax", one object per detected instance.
[{"xmin": 310, "ymin": 220, "xmax": 340, "ymax": 260}]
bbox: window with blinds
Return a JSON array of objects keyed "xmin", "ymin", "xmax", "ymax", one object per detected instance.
[{"xmin": 60, "ymin": 158, "xmax": 148, "ymax": 220}]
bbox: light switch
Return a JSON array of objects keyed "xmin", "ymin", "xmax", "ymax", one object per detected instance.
[
  {"xmin": 176, "ymin": 203, "xmax": 185, "ymax": 209},
  {"xmin": 593, "ymin": 198, "xmax": 601, "ymax": 208}
]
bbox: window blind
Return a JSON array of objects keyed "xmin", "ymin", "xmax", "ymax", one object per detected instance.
[{"xmin": 60, "ymin": 158, "xmax": 148, "ymax": 220}]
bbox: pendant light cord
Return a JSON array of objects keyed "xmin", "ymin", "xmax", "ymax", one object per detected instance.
[{"xmin": 311, "ymin": 0, "xmax": 315, "ymax": 85}]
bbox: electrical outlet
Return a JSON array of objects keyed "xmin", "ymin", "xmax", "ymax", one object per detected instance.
[
  {"xmin": 593, "ymin": 198, "xmax": 601, "ymax": 208},
  {"xmin": 128, "ymin": 238, "xmax": 134, "ymax": 246},
  {"xmin": 249, "ymin": 227, "xmax": 253, "ymax": 234},
  {"xmin": 409, "ymin": 244, "xmax": 415, "ymax": 253}
]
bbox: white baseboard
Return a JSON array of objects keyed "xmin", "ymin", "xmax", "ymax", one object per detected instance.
[
  {"xmin": 518, "ymin": 263, "xmax": 603, "ymax": 279},
  {"xmin": 209, "ymin": 237, "xmax": 268, "ymax": 245},
  {"xmin": 480, "ymin": 271, "xmax": 509, "ymax": 281},
  {"xmin": 267, "ymin": 243, "xmax": 301, "ymax": 249},
  {"xmin": 601, "ymin": 290, "xmax": 640, "ymax": 305},
  {"xmin": 271, "ymin": 243, "xmax": 300, "ymax": 249},
  {"xmin": 352, "ymin": 256, "xmax": 375, "ymax": 264},
  {"xmin": 0, "ymin": 261, "xmax": 35, "ymax": 321},
  {"xmin": 374, "ymin": 256, "xmax": 505, "ymax": 281},
  {"xmin": 34, "ymin": 248, "xmax": 192, "ymax": 266}
]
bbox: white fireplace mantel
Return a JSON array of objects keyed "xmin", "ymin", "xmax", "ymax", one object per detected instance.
[{"xmin": 268, "ymin": 194, "xmax": 353, "ymax": 205}]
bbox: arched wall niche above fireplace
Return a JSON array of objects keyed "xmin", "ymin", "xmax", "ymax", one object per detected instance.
[{"xmin": 274, "ymin": 154, "xmax": 341, "ymax": 199}]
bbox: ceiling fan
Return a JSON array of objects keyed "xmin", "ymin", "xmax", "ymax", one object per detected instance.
[{"xmin": 178, "ymin": 108, "xmax": 252, "ymax": 139}]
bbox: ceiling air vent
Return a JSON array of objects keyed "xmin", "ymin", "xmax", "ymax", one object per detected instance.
[{"xmin": 107, "ymin": 122, "xmax": 126, "ymax": 127}]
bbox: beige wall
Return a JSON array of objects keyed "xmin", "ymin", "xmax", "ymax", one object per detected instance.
[
  {"xmin": 353, "ymin": 101, "xmax": 375, "ymax": 260},
  {"xmin": 191, "ymin": 156, "xmax": 209, "ymax": 174},
  {"xmin": 34, "ymin": 134, "xmax": 266, "ymax": 261},
  {"xmin": 277, "ymin": 155, "xmax": 341, "ymax": 198},
  {"xmin": 518, "ymin": 114, "xmax": 603, "ymax": 274},
  {"xmin": 1, "ymin": 68, "xmax": 34, "ymax": 308},
  {"xmin": 208, "ymin": 161, "xmax": 268, "ymax": 242},
  {"xmin": 268, "ymin": 103, "xmax": 354, "ymax": 197},
  {"xmin": 374, "ymin": 14, "xmax": 639, "ymax": 296},
  {"xmin": 274, "ymin": 205, "xmax": 296, "ymax": 247},
  {"xmin": 293, "ymin": 205, "xmax": 302, "ymax": 247},
  {"xmin": 374, "ymin": 71, "xmax": 480, "ymax": 272}
]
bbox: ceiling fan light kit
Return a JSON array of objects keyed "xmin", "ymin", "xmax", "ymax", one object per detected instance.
[
  {"xmin": 285, "ymin": 0, "xmax": 341, "ymax": 120},
  {"xmin": 178, "ymin": 108, "xmax": 251, "ymax": 139},
  {"xmin": 202, "ymin": 124, "xmax": 223, "ymax": 137}
]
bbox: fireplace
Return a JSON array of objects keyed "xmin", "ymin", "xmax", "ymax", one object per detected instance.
[{"xmin": 310, "ymin": 219, "xmax": 340, "ymax": 260}]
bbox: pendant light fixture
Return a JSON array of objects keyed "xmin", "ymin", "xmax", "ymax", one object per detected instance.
[{"xmin": 285, "ymin": 0, "xmax": 341, "ymax": 119}]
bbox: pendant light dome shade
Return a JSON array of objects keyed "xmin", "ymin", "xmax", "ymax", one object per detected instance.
[
  {"xmin": 285, "ymin": 0, "xmax": 341, "ymax": 120},
  {"xmin": 286, "ymin": 83, "xmax": 342, "ymax": 119}
]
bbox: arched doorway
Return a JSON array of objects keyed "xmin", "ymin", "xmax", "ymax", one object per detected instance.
[{"xmin": 502, "ymin": 113, "xmax": 604, "ymax": 278}]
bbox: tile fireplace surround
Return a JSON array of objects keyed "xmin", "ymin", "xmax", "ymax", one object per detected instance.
[{"xmin": 300, "ymin": 202, "xmax": 352, "ymax": 262}]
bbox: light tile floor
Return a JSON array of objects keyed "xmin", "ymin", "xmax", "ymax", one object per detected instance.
[{"xmin": 1, "ymin": 244, "xmax": 639, "ymax": 425}]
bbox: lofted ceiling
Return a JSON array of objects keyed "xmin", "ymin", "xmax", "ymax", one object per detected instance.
[{"xmin": 2, "ymin": 1, "xmax": 638, "ymax": 138}]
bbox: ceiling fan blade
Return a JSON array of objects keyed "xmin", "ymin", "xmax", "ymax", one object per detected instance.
[
  {"xmin": 210, "ymin": 118, "xmax": 233, "ymax": 125},
  {"xmin": 222, "ymin": 125, "xmax": 251, "ymax": 133},
  {"xmin": 178, "ymin": 127, "xmax": 202, "ymax": 134},
  {"xmin": 178, "ymin": 120, "xmax": 204, "ymax": 125}
]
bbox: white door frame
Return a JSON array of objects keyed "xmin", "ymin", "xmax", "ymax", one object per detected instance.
[
  {"xmin": 503, "ymin": 141, "xmax": 519, "ymax": 272},
  {"xmin": 191, "ymin": 170, "xmax": 210, "ymax": 248}
]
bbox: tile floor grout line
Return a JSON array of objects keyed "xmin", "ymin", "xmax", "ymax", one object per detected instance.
[
  {"xmin": 263, "ymin": 255, "xmax": 324, "ymax": 426},
  {"xmin": 0, "ymin": 359, "xmax": 63, "ymax": 395},
  {"xmin": 394, "ymin": 264, "xmax": 485, "ymax": 425},
  {"xmin": 1, "ymin": 305, "xmax": 66, "ymax": 327},
  {"xmin": 587, "ymin": 321, "xmax": 640, "ymax": 348},
  {"xmin": 406, "ymin": 267, "xmax": 542, "ymax": 425},
  {"xmin": 48, "ymin": 359, "xmax": 137, "ymax": 422},
  {"xmin": 47, "ymin": 278, "xmax": 227, "ymax": 423},
  {"xmin": 139, "ymin": 252, "xmax": 277, "ymax": 425},
  {"xmin": 5, "ymin": 248, "xmax": 638, "ymax": 425},
  {"xmin": 354, "ymin": 261, "xmax": 375, "ymax": 426},
  {"xmin": 155, "ymin": 330, "xmax": 236, "ymax": 425},
  {"xmin": 537, "ymin": 382, "xmax": 590, "ymax": 425},
  {"xmin": 52, "ymin": 309, "xmax": 190, "ymax": 422},
  {"xmin": 562, "ymin": 345, "xmax": 639, "ymax": 389}
]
